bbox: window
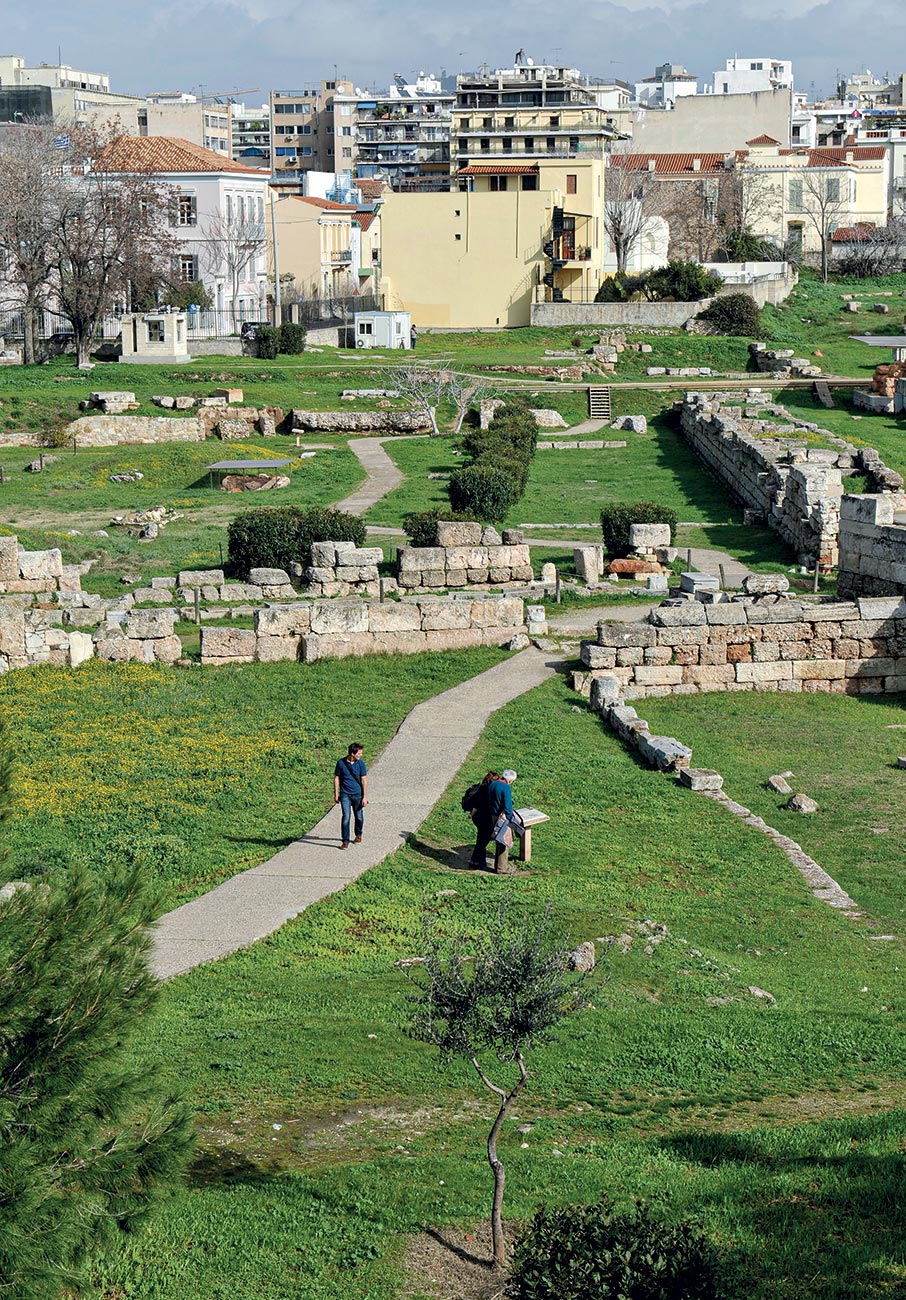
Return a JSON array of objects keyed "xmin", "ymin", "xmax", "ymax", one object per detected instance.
[
  {"xmin": 569, "ymin": 136, "xmax": 579, "ymax": 152},
  {"xmin": 326, "ymin": 81, "xmax": 336, "ymax": 90},
  {"xmin": 525, "ymin": 137, "xmax": 534, "ymax": 152},
  {"xmin": 566, "ymin": 173, "xmax": 577, "ymax": 194},
  {"xmin": 521, "ymin": 174, "xmax": 538, "ymax": 191},
  {"xmin": 177, "ymin": 194, "xmax": 197, "ymax": 226},
  {"xmin": 341, "ymin": 125, "xmax": 352, "ymax": 136},
  {"xmin": 226, "ymin": 194, "xmax": 232, "ymax": 221},
  {"xmin": 454, "ymin": 232, "xmax": 462, "ymax": 240},
  {"xmin": 504, "ymin": 116, "xmax": 515, "ymax": 128},
  {"xmin": 502, "ymin": 137, "xmax": 512, "ymax": 151},
  {"xmin": 480, "ymin": 138, "xmax": 490, "ymax": 152},
  {"xmin": 549, "ymin": 116, "xmax": 559, "ymax": 127},
  {"xmin": 342, "ymin": 147, "xmax": 352, "ymax": 158},
  {"xmin": 751, "ymin": 62, "xmax": 763, "ymax": 70},
  {"xmin": 482, "ymin": 116, "xmax": 493, "ymax": 128},
  {"xmin": 275, "ymin": 147, "xmax": 298, "ymax": 157},
  {"xmin": 546, "ymin": 136, "xmax": 556, "ymax": 151},
  {"xmin": 177, "ymin": 254, "xmax": 198, "ymax": 283},
  {"xmin": 358, "ymin": 320, "xmax": 373, "ymax": 334},
  {"xmin": 489, "ymin": 175, "xmax": 508, "ymax": 191},
  {"xmin": 146, "ymin": 319, "xmax": 164, "ymax": 343},
  {"xmin": 788, "ymin": 178, "xmax": 803, "ymax": 211},
  {"xmin": 826, "ymin": 176, "xmax": 841, "ymax": 201}
]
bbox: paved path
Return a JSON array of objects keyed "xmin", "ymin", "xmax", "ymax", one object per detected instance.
[
  {"xmin": 151, "ymin": 648, "xmax": 561, "ymax": 980},
  {"xmin": 334, "ymin": 435, "xmax": 427, "ymax": 516}
]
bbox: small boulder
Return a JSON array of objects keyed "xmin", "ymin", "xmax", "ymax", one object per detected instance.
[
  {"xmin": 507, "ymin": 632, "xmax": 530, "ymax": 651},
  {"xmin": 767, "ymin": 774, "xmax": 793, "ymax": 795},
  {"xmin": 743, "ymin": 573, "xmax": 789, "ymax": 596},
  {"xmin": 748, "ymin": 986, "xmax": 776, "ymax": 1005},
  {"xmin": 481, "ymin": 525, "xmax": 503, "ymax": 546},
  {"xmin": 540, "ymin": 562, "xmax": 557, "ymax": 584},
  {"xmin": 568, "ymin": 941, "xmax": 596, "ymax": 972},
  {"xmin": 785, "ymin": 793, "xmax": 818, "ymax": 814}
]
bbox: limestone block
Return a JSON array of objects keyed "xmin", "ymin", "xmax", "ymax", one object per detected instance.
[
  {"xmin": 18, "ymin": 548, "xmax": 63, "ymax": 580},
  {"xmin": 335, "ymin": 567, "xmax": 364, "ymax": 583},
  {"xmin": 753, "ymin": 641, "xmax": 780, "ymax": 662},
  {"xmin": 255, "ymin": 604, "xmax": 311, "ymax": 636},
  {"xmin": 249, "ymin": 567, "xmax": 292, "ymax": 586},
  {"xmin": 638, "ymin": 733, "xmax": 693, "ymax": 770},
  {"xmin": 427, "ymin": 628, "xmax": 485, "ymax": 652},
  {"xmin": 178, "ymin": 569, "xmax": 225, "ymax": 588},
  {"xmin": 309, "ymin": 601, "xmax": 369, "ymax": 635},
  {"xmin": 436, "ymin": 521, "xmax": 482, "ymax": 547},
  {"xmin": 347, "ymin": 548, "xmax": 383, "ymax": 566},
  {"xmin": 682, "ymin": 664, "xmax": 736, "ymax": 686},
  {"xmin": 220, "ymin": 583, "xmax": 261, "ymax": 602},
  {"xmin": 256, "ymin": 634, "xmax": 302, "ymax": 662},
  {"xmin": 705, "ymin": 603, "xmax": 747, "ymax": 625},
  {"xmin": 311, "ymin": 542, "xmax": 336, "ymax": 567},
  {"xmin": 616, "ymin": 646, "xmax": 644, "ymax": 667},
  {"xmin": 420, "ymin": 601, "xmax": 473, "ymax": 631},
  {"xmin": 808, "ymin": 602, "xmax": 859, "ymax": 622},
  {"xmin": 634, "ymin": 665, "xmax": 684, "ymax": 686},
  {"xmin": 150, "ymin": 577, "xmax": 177, "ymax": 590},
  {"xmin": 792, "ymin": 659, "xmax": 846, "ymax": 680},
  {"xmin": 647, "ymin": 574, "xmax": 669, "ymax": 593},
  {"xmin": 743, "ymin": 573, "xmax": 790, "ymax": 595},
  {"xmin": 856, "ymin": 597, "xmax": 906, "ymax": 620},
  {"xmin": 133, "ymin": 588, "xmax": 173, "ymax": 605},
  {"xmin": 367, "ymin": 631, "xmax": 428, "ymax": 656},
  {"xmin": 446, "ymin": 569, "xmax": 468, "ymax": 587},
  {"xmin": 700, "ymin": 645, "xmax": 728, "ymax": 666},
  {"xmin": 573, "ymin": 546, "xmax": 601, "ymax": 584},
  {"xmin": 651, "ymin": 603, "xmax": 706, "ymax": 627},
  {"xmin": 467, "ymin": 569, "xmax": 489, "ymax": 584},
  {"xmin": 582, "ymin": 644, "xmax": 617, "ymax": 670},
  {"xmin": 94, "ymin": 632, "xmax": 131, "ymax": 662},
  {"xmin": 845, "ymin": 657, "xmax": 896, "ymax": 677},
  {"xmin": 488, "ymin": 567, "xmax": 511, "ymax": 584},
  {"xmin": 680, "ymin": 571, "xmax": 719, "ymax": 594},
  {"xmin": 124, "ymin": 608, "xmax": 176, "ymax": 639},
  {"xmin": 745, "ymin": 603, "xmax": 805, "ymax": 624},
  {"xmin": 66, "ymin": 608, "xmax": 104, "ymax": 629},
  {"xmin": 0, "ymin": 537, "xmax": 18, "ymax": 583},
  {"xmin": 200, "ymin": 628, "xmax": 257, "ymax": 661},
  {"xmin": 368, "ymin": 602, "xmax": 422, "ymax": 632},
  {"xmin": 597, "ymin": 621, "xmax": 657, "ymax": 648},
  {"xmin": 398, "ymin": 546, "xmax": 444, "ymax": 572},
  {"xmin": 629, "ymin": 522, "xmax": 671, "ymax": 550},
  {"xmin": 735, "ymin": 661, "xmax": 793, "ymax": 683},
  {"xmin": 679, "ymin": 768, "xmax": 724, "ymax": 791},
  {"xmin": 154, "ymin": 635, "xmax": 184, "ymax": 665}
]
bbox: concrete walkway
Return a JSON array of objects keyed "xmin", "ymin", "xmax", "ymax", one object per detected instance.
[
  {"xmin": 334, "ymin": 435, "xmax": 427, "ymax": 516},
  {"xmin": 151, "ymin": 648, "xmax": 561, "ymax": 980}
]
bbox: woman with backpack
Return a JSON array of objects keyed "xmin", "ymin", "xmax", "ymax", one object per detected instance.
[{"xmin": 466, "ymin": 769, "xmax": 522, "ymax": 873}]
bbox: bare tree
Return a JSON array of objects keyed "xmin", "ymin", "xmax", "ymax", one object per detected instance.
[
  {"xmin": 46, "ymin": 128, "xmax": 176, "ymax": 368},
  {"xmin": 201, "ymin": 209, "xmax": 266, "ymax": 330},
  {"xmin": 602, "ymin": 152, "xmax": 663, "ymax": 273},
  {"xmin": 834, "ymin": 221, "xmax": 906, "ymax": 277},
  {"xmin": 385, "ymin": 361, "xmax": 451, "ymax": 436},
  {"xmin": 794, "ymin": 167, "xmax": 850, "ymax": 282},
  {"xmin": 0, "ymin": 120, "xmax": 65, "ymax": 364},
  {"xmin": 446, "ymin": 371, "xmax": 497, "ymax": 434}
]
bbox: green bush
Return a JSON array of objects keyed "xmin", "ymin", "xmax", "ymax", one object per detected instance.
[
  {"xmin": 227, "ymin": 505, "xmax": 365, "ymax": 575},
  {"xmin": 254, "ymin": 324, "xmax": 280, "ymax": 360},
  {"xmin": 449, "ymin": 464, "xmax": 518, "ymax": 522},
  {"xmin": 645, "ymin": 259, "xmax": 722, "ymax": 302},
  {"xmin": 278, "ymin": 321, "xmax": 307, "ymax": 354},
  {"xmin": 507, "ymin": 1200, "xmax": 723, "ymax": 1300},
  {"xmin": 600, "ymin": 501, "xmax": 679, "ymax": 557},
  {"xmin": 402, "ymin": 508, "xmax": 477, "ymax": 547},
  {"xmin": 697, "ymin": 292, "xmax": 762, "ymax": 336}
]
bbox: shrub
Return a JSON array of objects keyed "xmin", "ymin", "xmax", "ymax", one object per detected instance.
[
  {"xmin": 449, "ymin": 464, "xmax": 518, "ymax": 522},
  {"xmin": 645, "ymin": 259, "xmax": 722, "ymax": 302},
  {"xmin": 278, "ymin": 320, "xmax": 307, "ymax": 354},
  {"xmin": 227, "ymin": 505, "xmax": 365, "ymax": 575},
  {"xmin": 600, "ymin": 501, "xmax": 679, "ymax": 557},
  {"xmin": 697, "ymin": 292, "xmax": 762, "ymax": 336},
  {"xmin": 402, "ymin": 508, "xmax": 478, "ymax": 547},
  {"xmin": 507, "ymin": 1200, "xmax": 723, "ymax": 1300},
  {"xmin": 254, "ymin": 324, "xmax": 280, "ymax": 360}
]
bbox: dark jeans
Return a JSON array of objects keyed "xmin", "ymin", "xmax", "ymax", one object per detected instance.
[
  {"xmin": 469, "ymin": 818, "xmax": 509, "ymax": 871},
  {"xmin": 340, "ymin": 792, "xmax": 364, "ymax": 844}
]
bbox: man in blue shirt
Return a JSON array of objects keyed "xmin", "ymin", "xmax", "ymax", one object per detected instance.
[{"xmin": 334, "ymin": 743, "xmax": 368, "ymax": 849}]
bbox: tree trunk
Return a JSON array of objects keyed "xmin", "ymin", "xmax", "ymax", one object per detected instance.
[
  {"xmin": 75, "ymin": 325, "xmax": 92, "ymax": 370},
  {"xmin": 472, "ymin": 1053, "xmax": 528, "ymax": 1270},
  {"xmin": 22, "ymin": 300, "xmax": 38, "ymax": 366}
]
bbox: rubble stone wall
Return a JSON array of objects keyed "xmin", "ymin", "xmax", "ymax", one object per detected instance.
[
  {"xmin": 305, "ymin": 543, "xmax": 383, "ymax": 597},
  {"xmin": 0, "ymin": 604, "xmax": 182, "ymax": 673},
  {"xmin": 290, "ymin": 410, "xmax": 430, "ymax": 432},
  {"xmin": 837, "ymin": 493, "xmax": 906, "ymax": 598},
  {"xmin": 64, "ymin": 415, "xmax": 205, "ymax": 447},
  {"xmin": 0, "ymin": 536, "xmax": 83, "ymax": 599},
  {"xmin": 575, "ymin": 594, "xmax": 906, "ymax": 701},
  {"xmin": 200, "ymin": 595, "xmax": 525, "ymax": 665}
]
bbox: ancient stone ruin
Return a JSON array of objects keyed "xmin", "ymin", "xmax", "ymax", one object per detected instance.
[
  {"xmin": 397, "ymin": 522, "xmax": 533, "ymax": 590},
  {"xmin": 837, "ymin": 493, "xmax": 906, "ymax": 598}
]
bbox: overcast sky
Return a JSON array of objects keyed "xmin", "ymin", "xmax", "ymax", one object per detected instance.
[{"xmin": 5, "ymin": 0, "xmax": 906, "ymax": 102}]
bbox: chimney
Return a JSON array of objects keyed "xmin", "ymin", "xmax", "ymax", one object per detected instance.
[
  {"xmin": 692, "ymin": 156, "xmax": 701, "ymax": 171},
  {"xmin": 845, "ymin": 149, "xmax": 854, "ymax": 162},
  {"xmin": 648, "ymin": 157, "xmax": 656, "ymax": 171}
]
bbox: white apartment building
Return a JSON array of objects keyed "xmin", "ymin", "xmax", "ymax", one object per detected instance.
[
  {"xmin": 712, "ymin": 57, "xmax": 793, "ymax": 96},
  {"xmin": 634, "ymin": 63, "xmax": 698, "ymax": 109}
]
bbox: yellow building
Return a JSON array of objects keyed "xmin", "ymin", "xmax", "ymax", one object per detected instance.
[
  {"xmin": 381, "ymin": 157, "xmax": 605, "ymax": 327},
  {"xmin": 740, "ymin": 138, "xmax": 890, "ymax": 262},
  {"xmin": 270, "ymin": 194, "xmax": 380, "ymax": 300}
]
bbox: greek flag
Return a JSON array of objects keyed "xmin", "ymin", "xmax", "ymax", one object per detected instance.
[{"xmin": 53, "ymin": 134, "xmax": 70, "ymax": 149}]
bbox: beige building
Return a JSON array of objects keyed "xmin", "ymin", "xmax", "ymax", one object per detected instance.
[
  {"xmin": 633, "ymin": 88, "xmax": 793, "ymax": 154},
  {"xmin": 0, "ymin": 53, "xmax": 142, "ymax": 124},
  {"xmin": 270, "ymin": 80, "xmax": 355, "ymax": 182},
  {"xmin": 270, "ymin": 195, "xmax": 380, "ymax": 299},
  {"xmin": 740, "ymin": 139, "xmax": 889, "ymax": 260},
  {"xmin": 453, "ymin": 61, "xmax": 624, "ymax": 173},
  {"xmin": 140, "ymin": 95, "xmax": 232, "ymax": 155},
  {"xmin": 381, "ymin": 157, "xmax": 606, "ymax": 327}
]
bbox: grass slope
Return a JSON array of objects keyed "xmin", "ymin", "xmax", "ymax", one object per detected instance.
[{"xmin": 86, "ymin": 674, "xmax": 906, "ymax": 1300}]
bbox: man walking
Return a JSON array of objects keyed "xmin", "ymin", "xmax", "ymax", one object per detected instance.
[{"xmin": 334, "ymin": 743, "xmax": 368, "ymax": 849}]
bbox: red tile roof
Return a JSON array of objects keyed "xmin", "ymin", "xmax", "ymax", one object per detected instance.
[
  {"xmin": 356, "ymin": 211, "xmax": 378, "ymax": 231},
  {"xmin": 97, "ymin": 135, "xmax": 264, "ymax": 175},
  {"xmin": 831, "ymin": 223, "xmax": 878, "ymax": 242},
  {"xmin": 746, "ymin": 134, "xmax": 781, "ymax": 146},
  {"xmin": 609, "ymin": 152, "xmax": 729, "ymax": 175},
  {"xmin": 357, "ymin": 178, "xmax": 389, "ymax": 198},
  {"xmin": 292, "ymin": 195, "xmax": 357, "ymax": 211},
  {"xmin": 777, "ymin": 145, "xmax": 887, "ymax": 165},
  {"xmin": 457, "ymin": 163, "xmax": 540, "ymax": 175}
]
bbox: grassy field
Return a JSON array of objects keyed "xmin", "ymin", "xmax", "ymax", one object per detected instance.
[
  {"xmin": 0, "ymin": 649, "xmax": 504, "ymax": 908},
  {"xmin": 762, "ymin": 273, "xmax": 906, "ymax": 378},
  {"xmin": 77, "ymin": 672, "xmax": 906, "ymax": 1300},
  {"xmin": 778, "ymin": 387, "xmax": 906, "ymax": 483}
]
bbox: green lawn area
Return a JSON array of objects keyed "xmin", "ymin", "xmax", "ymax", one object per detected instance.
[
  {"xmin": 762, "ymin": 273, "xmax": 906, "ymax": 378},
  {"xmin": 0, "ymin": 648, "xmax": 504, "ymax": 908},
  {"xmin": 79, "ymin": 673, "xmax": 906, "ymax": 1300},
  {"xmin": 778, "ymin": 387, "xmax": 906, "ymax": 483},
  {"xmin": 642, "ymin": 689, "xmax": 906, "ymax": 931}
]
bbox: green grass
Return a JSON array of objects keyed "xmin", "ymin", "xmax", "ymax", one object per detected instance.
[
  {"xmin": 80, "ymin": 673, "xmax": 906, "ymax": 1300},
  {"xmin": 0, "ymin": 648, "xmax": 504, "ymax": 908},
  {"xmin": 762, "ymin": 273, "xmax": 906, "ymax": 378},
  {"xmin": 777, "ymin": 388, "xmax": 906, "ymax": 483}
]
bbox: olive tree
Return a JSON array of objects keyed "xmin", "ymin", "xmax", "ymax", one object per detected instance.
[{"xmin": 406, "ymin": 906, "xmax": 585, "ymax": 1268}]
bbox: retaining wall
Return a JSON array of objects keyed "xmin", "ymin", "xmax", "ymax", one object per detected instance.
[
  {"xmin": 64, "ymin": 415, "xmax": 205, "ymax": 447},
  {"xmin": 837, "ymin": 493, "xmax": 906, "ymax": 598},
  {"xmin": 200, "ymin": 595, "xmax": 525, "ymax": 665},
  {"xmin": 397, "ymin": 522, "xmax": 532, "ymax": 590},
  {"xmin": 575, "ymin": 593, "xmax": 906, "ymax": 701}
]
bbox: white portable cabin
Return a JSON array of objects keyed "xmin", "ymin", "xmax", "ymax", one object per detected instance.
[{"xmin": 353, "ymin": 310, "xmax": 412, "ymax": 349}]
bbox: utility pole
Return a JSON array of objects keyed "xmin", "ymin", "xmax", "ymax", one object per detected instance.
[{"xmin": 269, "ymin": 186, "xmax": 282, "ymax": 327}]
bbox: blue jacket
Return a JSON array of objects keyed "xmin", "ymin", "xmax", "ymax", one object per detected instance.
[{"xmin": 486, "ymin": 779, "xmax": 514, "ymax": 821}]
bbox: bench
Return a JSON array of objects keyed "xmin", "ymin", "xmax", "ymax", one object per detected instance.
[{"xmin": 514, "ymin": 808, "xmax": 550, "ymax": 864}]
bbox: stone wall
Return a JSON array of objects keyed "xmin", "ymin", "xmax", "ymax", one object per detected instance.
[
  {"xmin": 305, "ymin": 543, "xmax": 383, "ymax": 597},
  {"xmin": 132, "ymin": 567, "xmax": 299, "ymax": 607},
  {"xmin": 64, "ymin": 415, "xmax": 205, "ymax": 447},
  {"xmin": 837, "ymin": 493, "xmax": 906, "ymax": 598},
  {"xmin": 575, "ymin": 589, "xmax": 906, "ymax": 701},
  {"xmin": 290, "ymin": 410, "xmax": 430, "ymax": 432},
  {"xmin": 199, "ymin": 595, "xmax": 525, "ymax": 665},
  {"xmin": 397, "ymin": 522, "xmax": 533, "ymax": 590},
  {"xmin": 0, "ymin": 604, "xmax": 182, "ymax": 673},
  {"xmin": 0, "ymin": 536, "xmax": 84, "ymax": 599}
]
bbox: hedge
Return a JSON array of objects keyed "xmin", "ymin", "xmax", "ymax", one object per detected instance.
[
  {"xmin": 227, "ymin": 505, "xmax": 365, "ymax": 576},
  {"xmin": 402, "ymin": 508, "xmax": 478, "ymax": 547},
  {"xmin": 451, "ymin": 398, "xmax": 538, "ymax": 521},
  {"xmin": 448, "ymin": 465, "xmax": 519, "ymax": 523},
  {"xmin": 600, "ymin": 501, "xmax": 679, "ymax": 557}
]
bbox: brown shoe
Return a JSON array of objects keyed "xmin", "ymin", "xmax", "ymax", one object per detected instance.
[
  {"xmin": 354, "ymin": 836, "xmax": 363, "ymax": 843},
  {"xmin": 340, "ymin": 842, "xmax": 349, "ymax": 850}
]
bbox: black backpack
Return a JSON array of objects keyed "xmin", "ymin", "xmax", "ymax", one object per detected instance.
[{"xmin": 461, "ymin": 783, "xmax": 482, "ymax": 814}]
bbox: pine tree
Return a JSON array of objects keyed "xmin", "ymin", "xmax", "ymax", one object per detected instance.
[{"xmin": 0, "ymin": 736, "xmax": 193, "ymax": 1300}]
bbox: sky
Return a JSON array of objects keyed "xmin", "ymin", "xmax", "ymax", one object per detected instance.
[{"xmin": 4, "ymin": 0, "xmax": 906, "ymax": 102}]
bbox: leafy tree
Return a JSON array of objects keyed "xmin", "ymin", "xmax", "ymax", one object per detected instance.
[
  {"xmin": 407, "ymin": 907, "xmax": 585, "ymax": 1268},
  {"xmin": 0, "ymin": 740, "xmax": 193, "ymax": 1300},
  {"xmin": 697, "ymin": 292, "xmax": 762, "ymax": 336}
]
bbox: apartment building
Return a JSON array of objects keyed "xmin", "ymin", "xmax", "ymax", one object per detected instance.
[
  {"xmin": 634, "ymin": 64, "xmax": 698, "ymax": 109},
  {"xmin": 338, "ymin": 73, "xmax": 453, "ymax": 192},
  {"xmin": 712, "ymin": 57, "xmax": 793, "ymax": 96},
  {"xmin": 270, "ymin": 80, "xmax": 355, "ymax": 181},
  {"xmin": 270, "ymin": 194, "xmax": 380, "ymax": 299},
  {"xmin": 381, "ymin": 156, "xmax": 606, "ymax": 327},
  {"xmin": 140, "ymin": 94, "xmax": 232, "ymax": 155},
  {"xmin": 0, "ymin": 53, "xmax": 142, "ymax": 124},
  {"xmin": 452, "ymin": 60, "xmax": 623, "ymax": 172},
  {"xmin": 232, "ymin": 103, "xmax": 271, "ymax": 169}
]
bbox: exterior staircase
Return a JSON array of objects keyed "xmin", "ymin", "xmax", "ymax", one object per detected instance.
[
  {"xmin": 813, "ymin": 379, "xmax": 834, "ymax": 408},
  {"xmin": 587, "ymin": 385, "xmax": 612, "ymax": 419}
]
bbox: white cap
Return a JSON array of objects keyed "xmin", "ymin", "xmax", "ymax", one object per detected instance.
[{"xmin": 502, "ymin": 769, "xmax": 517, "ymax": 782}]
